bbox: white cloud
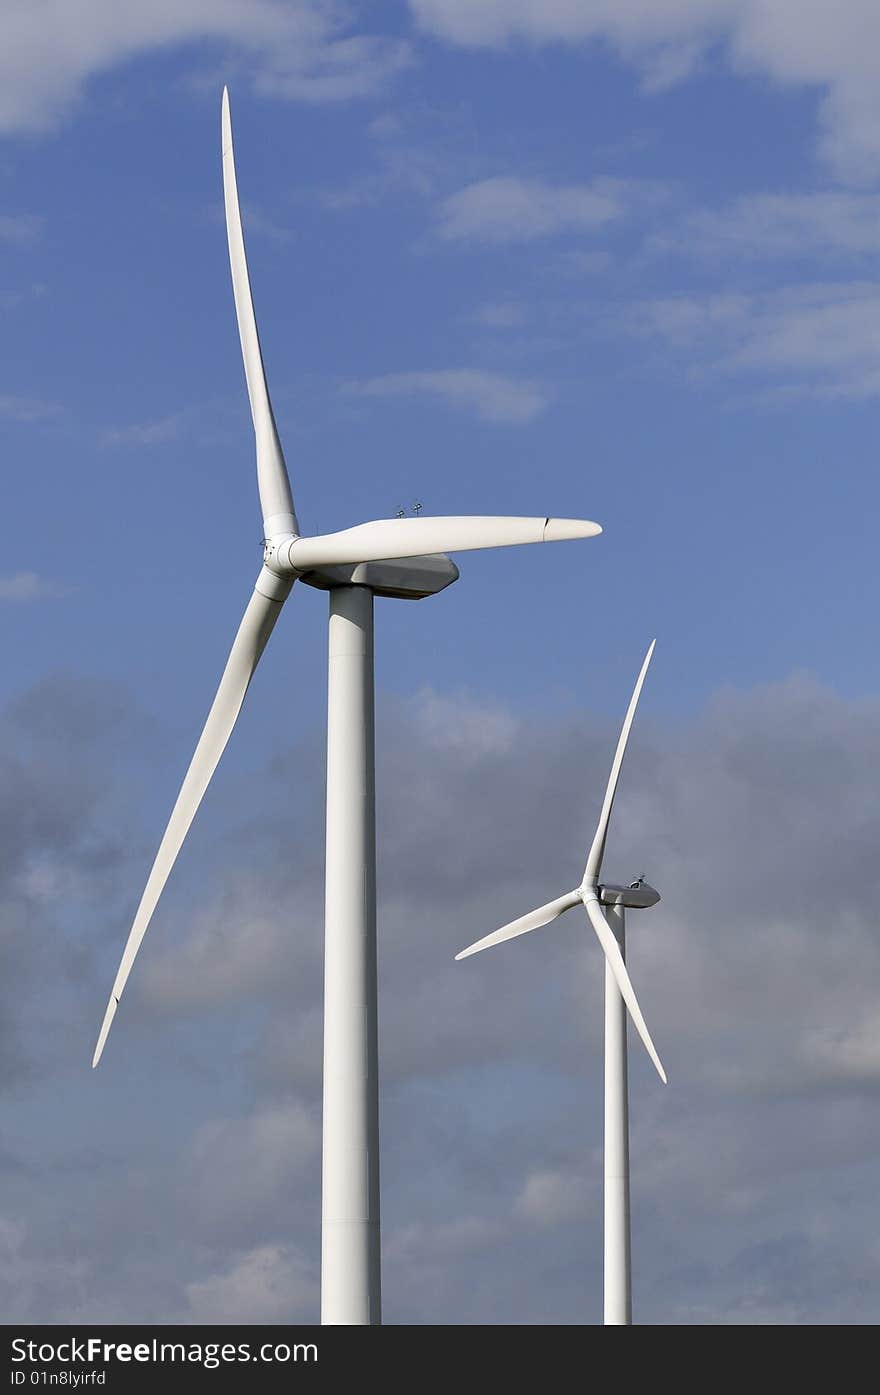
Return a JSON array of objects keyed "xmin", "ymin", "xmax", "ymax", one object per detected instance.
[
  {"xmin": 252, "ymin": 30, "xmax": 412, "ymax": 103},
  {"xmin": 102, "ymin": 413, "xmax": 185, "ymax": 447},
  {"xmin": 141, "ymin": 890, "xmax": 315, "ymax": 1011},
  {"xmin": 667, "ymin": 191, "xmax": 880, "ymax": 260},
  {"xmin": 0, "ymin": 282, "xmax": 48, "ymax": 311},
  {"xmin": 0, "ymin": 1215, "xmax": 88, "ymax": 1324},
  {"xmin": 0, "ymin": 214, "xmax": 43, "ymax": 245},
  {"xmin": 418, "ymin": 687, "xmax": 519, "ymax": 755},
  {"xmin": 409, "ymin": 0, "xmax": 880, "ymax": 182},
  {"xmin": 0, "ymin": 1, "xmax": 411, "ymax": 133},
  {"xmin": 387, "ymin": 1215, "xmax": 503, "ymax": 1262},
  {"xmin": 350, "ymin": 367, "xmax": 548, "ymax": 423},
  {"xmin": 186, "ymin": 1101, "xmax": 320, "ymax": 1214},
  {"xmin": 800, "ymin": 1013, "xmax": 880, "ymax": 1083},
  {"xmin": 730, "ymin": 0, "xmax": 880, "ymax": 183},
  {"xmin": 185, "ymin": 1243, "xmax": 315, "ymax": 1323},
  {"xmin": 727, "ymin": 284, "xmax": 880, "ymax": 393},
  {"xmin": 297, "ymin": 106, "xmax": 461, "ymax": 211},
  {"xmin": 232, "ymin": 203, "xmax": 291, "ymax": 243},
  {"xmin": 437, "ymin": 175, "xmax": 624, "ymax": 244},
  {"xmin": 515, "ymin": 1167, "xmax": 595, "ymax": 1226},
  {"xmin": 470, "ymin": 300, "xmax": 528, "ymax": 328},
  {"xmin": 4, "ymin": 1, "xmax": 880, "ymax": 191},
  {"xmin": 409, "ymin": 0, "xmax": 733, "ymax": 50},
  {"xmin": 0, "ymin": 395, "xmax": 57, "ymax": 423},
  {"xmin": 0, "ymin": 572, "xmax": 63, "ymax": 602},
  {"xmin": 628, "ymin": 281, "xmax": 880, "ymax": 397}
]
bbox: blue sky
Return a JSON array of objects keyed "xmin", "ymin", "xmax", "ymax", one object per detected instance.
[{"xmin": 2, "ymin": 1, "xmax": 880, "ymax": 1324}]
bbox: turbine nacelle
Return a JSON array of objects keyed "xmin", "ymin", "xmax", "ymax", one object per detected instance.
[
  {"xmin": 297, "ymin": 553, "xmax": 460, "ymax": 601},
  {"xmin": 261, "ymin": 531, "xmax": 461, "ymax": 599},
  {"xmin": 597, "ymin": 878, "xmax": 660, "ymax": 910}
]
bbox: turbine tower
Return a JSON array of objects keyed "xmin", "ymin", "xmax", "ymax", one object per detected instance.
[
  {"xmin": 456, "ymin": 642, "xmax": 664, "ymax": 1325},
  {"xmin": 92, "ymin": 90, "xmax": 603, "ymax": 1326}
]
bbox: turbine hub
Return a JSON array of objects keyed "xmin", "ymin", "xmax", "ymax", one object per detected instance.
[{"xmin": 262, "ymin": 532, "xmax": 298, "ymax": 574}]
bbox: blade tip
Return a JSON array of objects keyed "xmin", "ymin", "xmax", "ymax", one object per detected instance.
[
  {"xmin": 92, "ymin": 997, "xmax": 118, "ymax": 1069},
  {"xmin": 543, "ymin": 518, "xmax": 603, "ymax": 543},
  {"xmin": 456, "ymin": 941, "xmax": 486, "ymax": 960}
]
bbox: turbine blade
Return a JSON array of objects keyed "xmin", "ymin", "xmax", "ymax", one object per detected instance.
[
  {"xmin": 285, "ymin": 516, "xmax": 601, "ymax": 571},
  {"xmin": 455, "ymin": 890, "xmax": 581, "ymax": 960},
  {"xmin": 92, "ymin": 568, "xmax": 293, "ymax": 1067},
  {"xmin": 222, "ymin": 87, "xmax": 297, "ymax": 539},
  {"xmin": 583, "ymin": 892, "xmax": 666, "ymax": 1084},
  {"xmin": 582, "ymin": 639, "xmax": 655, "ymax": 886}
]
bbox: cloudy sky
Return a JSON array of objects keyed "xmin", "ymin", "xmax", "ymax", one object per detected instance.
[{"xmin": 2, "ymin": 0, "xmax": 880, "ymax": 1325}]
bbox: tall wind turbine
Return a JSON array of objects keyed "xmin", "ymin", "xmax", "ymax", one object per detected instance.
[
  {"xmin": 91, "ymin": 89, "xmax": 603, "ymax": 1327},
  {"xmin": 456, "ymin": 641, "xmax": 664, "ymax": 1325}
]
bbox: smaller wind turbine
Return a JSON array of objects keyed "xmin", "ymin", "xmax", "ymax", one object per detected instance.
[{"xmin": 456, "ymin": 640, "xmax": 664, "ymax": 1325}]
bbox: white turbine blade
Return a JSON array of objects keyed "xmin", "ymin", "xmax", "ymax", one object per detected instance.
[
  {"xmin": 583, "ymin": 892, "xmax": 666, "ymax": 1084},
  {"xmin": 582, "ymin": 639, "xmax": 655, "ymax": 886},
  {"xmin": 286, "ymin": 516, "xmax": 601, "ymax": 571},
  {"xmin": 455, "ymin": 890, "xmax": 581, "ymax": 960},
  {"xmin": 222, "ymin": 87, "xmax": 297, "ymax": 539},
  {"xmin": 92, "ymin": 568, "xmax": 292, "ymax": 1067}
]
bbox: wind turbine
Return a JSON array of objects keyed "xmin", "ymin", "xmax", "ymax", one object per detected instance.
[
  {"xmin": 456, "ymin": 641, "xmax": 664, "ymax": 1325},
  {"xmin": 91, "ymin": 89, "xmax": 603, "ymax": 1326}
]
